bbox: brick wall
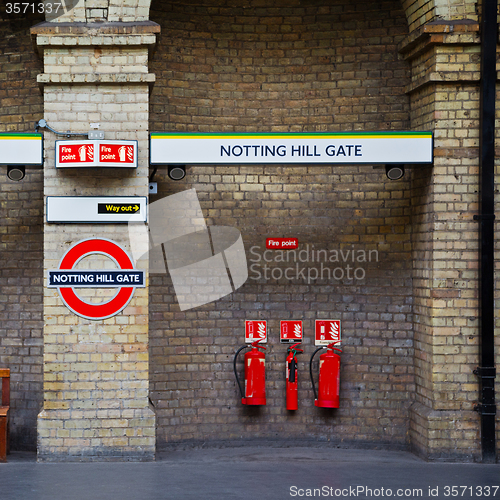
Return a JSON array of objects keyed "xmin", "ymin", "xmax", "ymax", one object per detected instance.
[
  {"xmin": 1, "ymin": 0, "xmax": 496, "ymax": 458},
  {"xmin": 0, "ymin": 10, "xmax": 45, "ymax": 450},
  {"xmin": 149, "ymin": 0, "xmax": 415, "ymax": 449}
]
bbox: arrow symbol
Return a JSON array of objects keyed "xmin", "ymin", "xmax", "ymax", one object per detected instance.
[{"xmin": 134, "ymin": 205, "xmax": 139, "ymax": 211}]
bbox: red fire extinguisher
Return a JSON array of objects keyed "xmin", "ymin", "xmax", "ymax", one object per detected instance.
[
  {"xmin": 286, "ymin": 343, "xmax": 303, "ymax": 411},
  {"xmin": 309, "ymin": 341, "xmax": 341, "ymax": 408},
  {"xmin": 233, "ymin": 340, "xmax": 266, "ymax": 405}
]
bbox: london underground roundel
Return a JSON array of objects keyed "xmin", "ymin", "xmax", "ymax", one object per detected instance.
[{"xmin": 48, "ymin": 238, "xmax": 145, "ymax": 321}]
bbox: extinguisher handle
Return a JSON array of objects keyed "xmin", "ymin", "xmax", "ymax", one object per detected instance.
[
  {"xmin": 233, "ymin": 345, "xmax": 250, "ymax": 399},
  {"xmin": 309, "ymin": 346, "xmax": 326, "ymax": 401},
  {"xmin": 287, "ymin": 345, "xmax": 303, "ymax": 363},
  {"xmin": 251, "ymin": 340, "xmax": 266, "ymax": 350},
  {"xmin": 327, "ymin": 341, "xmax": 342, "ymax": 353}
]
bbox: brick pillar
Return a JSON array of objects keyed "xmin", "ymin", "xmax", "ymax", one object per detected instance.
[
  {"xmin": 33, "ymin": 20, "xmax": 159, "ymax": 461},
  {"xmin": 401, "ymin": 21, "xmax": 486, "ymax": 460}
]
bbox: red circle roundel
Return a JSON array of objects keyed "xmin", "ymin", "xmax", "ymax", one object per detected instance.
[{"xmin": 48, "ymin": 238, "xmax": 145, "ymax": 321}]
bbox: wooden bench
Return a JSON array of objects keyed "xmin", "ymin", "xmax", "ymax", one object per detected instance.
[{"xmin": 0, "ymin": 369, "xmax": 10, "ymax": 462}]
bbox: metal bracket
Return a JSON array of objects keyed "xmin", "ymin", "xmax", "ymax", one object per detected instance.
[
  {"xmin": 473, "ymin": 367, "xmax": 497, "ymax": 415},
  {"xmin": 474, "ymin": 404, "xmax": 497, "ymax": 416},
  {"xmin": 473, "ymin": 367, "xmax": 497, "ymax": 378},
  {"xmin": 473, "ymin": 214, "xmax": 496, "ymax": 221},
  {"xmin": 88, "ymin": 131, "xmax": 105, "ymax": 140}
]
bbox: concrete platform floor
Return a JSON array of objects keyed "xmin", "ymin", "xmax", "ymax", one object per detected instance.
[{"xmin": 1, "ymin": 447, "xmax": 498, "ymax": 500}]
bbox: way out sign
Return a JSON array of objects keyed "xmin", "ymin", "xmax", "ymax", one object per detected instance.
[
  {"xmin": 46, "ymin": 197, "xmax": 147, "ymax": 223},
  {"xmin": 48, "ymin": 239, "xmax": 145, "ymax": 320}
]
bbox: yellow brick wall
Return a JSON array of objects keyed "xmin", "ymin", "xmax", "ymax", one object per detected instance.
[
  {"xmin": 402, "ymin": 21, "xmax": 500, "ymax": 460},
  {"xmin": 34, "ymin": 23, "xmax": 157, "ymax": 460}
]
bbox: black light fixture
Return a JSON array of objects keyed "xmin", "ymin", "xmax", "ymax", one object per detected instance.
[
  {"xmin": 385, "ymin": 164, "xmax": 405, "ymax": 180},
  {"xmin": 7, "ymin": 165, "xmax": 25, "ymax": 181},
  {"xmin": 168, "ymin": 165, "xmax": 186, "ymax": 181}
]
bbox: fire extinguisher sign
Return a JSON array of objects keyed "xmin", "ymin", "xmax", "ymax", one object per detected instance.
[
  {"xmin": 315, "ymin": 320, "xmax": 341, "ymax": 346},
  {"xmin": 280, "ymin": 320, "xmax": 303, "ymax": 344},
  {"xmin": 245, "ymin": 320, "xmax": 267, "ymax": 343}
]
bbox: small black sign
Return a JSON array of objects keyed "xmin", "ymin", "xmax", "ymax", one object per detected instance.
[{"xmin": 97, "ymin": 203, "xmax": 140, "ymax": 214}]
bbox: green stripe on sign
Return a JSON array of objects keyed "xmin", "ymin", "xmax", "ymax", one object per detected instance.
[{"xmin": 0, "ymin": 133, "xmax": 42, "ymax": 139}]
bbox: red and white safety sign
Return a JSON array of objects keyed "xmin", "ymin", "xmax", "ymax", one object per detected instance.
[
  {"xmin": 280, "ymin": 320, "xmax": 302, "ymax": 343},
  {"xmin": 48, "ymin": 238, "xmax": 145, "ymax": 321},
  {"xmin": 98, "ymin": 143, "xmax": 135, "ymax": 164},
  {"xmin": 315, "ymin": 320, "xmax": 341, "ymax": 346},
  {"xmin": 266, "ymin": 237, "xmax": 299, "ymax": 249},
  {"xmin": 55, "ymin": 140, "xmax": 137, "ymax": 168},
  {"xmin": 245, "ymin": 320, "xmax": 267, "ymax": 343}
]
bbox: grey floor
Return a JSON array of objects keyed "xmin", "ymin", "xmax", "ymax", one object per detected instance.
[{"xmin": 1, "ymin": 447, "xmax": 499, "ymax": 500}]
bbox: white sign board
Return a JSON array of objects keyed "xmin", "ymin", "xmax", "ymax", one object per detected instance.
[
  {"xmin": 55, "ymin": 140, "xmax": 137, "ymax": 168},
  {"xmin": 150, "ymin": 132, "xmax": 433, "ymax": 165},
  {"xmin": 47, "ymin": 197, "xmax": 147, "ymax": 223},
  {"xmin": 0, "ymin": 133, "xmax": 43, "ymax": 165}
]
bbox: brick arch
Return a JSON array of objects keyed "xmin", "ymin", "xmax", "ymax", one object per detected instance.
[{"xmin": 401, "ymin": 0, "xmax": 435, "ymax": 32}]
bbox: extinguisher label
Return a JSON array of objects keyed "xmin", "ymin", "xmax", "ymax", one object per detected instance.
[
  {"xmin": 245, "ymin": 320, "xmax": 267, "ymax": 343},
  {"xmin": 280, "ymin": 320, "xmax": 302, "ymax": 343},
  {"xmin": 315, "ymin": 320, "xmax": 341, "ymax": 346}
]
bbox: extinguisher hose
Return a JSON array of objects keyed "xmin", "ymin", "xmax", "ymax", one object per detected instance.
[
  {"xmin": 289, "ymin": 358, "xmax": 296, "ymax": 383},
  {"xmin": 233, "ymin": 345, "xmax": 250, "ymax": 399},
  {"xmin": 309, "ymin": 347, "xmax": 325, "ymax": 401}
]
